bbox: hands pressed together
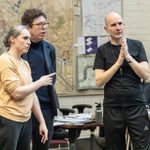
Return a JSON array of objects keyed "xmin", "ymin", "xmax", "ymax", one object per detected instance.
[{"xmin": 117, "ymin": 38, "xmax": 132, "ymax": 67}]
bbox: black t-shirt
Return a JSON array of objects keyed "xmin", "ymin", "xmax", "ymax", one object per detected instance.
[{"xmin": 94, "ymin": 39, "xmax": 148, "ymax": 106}]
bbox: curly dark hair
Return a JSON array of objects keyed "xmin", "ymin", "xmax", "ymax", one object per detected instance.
[{"xmin": 21, "ymin": 8, "xmax": 47, "ymax": 27}]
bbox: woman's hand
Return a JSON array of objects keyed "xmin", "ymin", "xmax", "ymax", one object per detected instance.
[
  {"xmin": 39, "ymin": 73, "xmax": 56, "ymax": 86},
  {"xmin": 39, "ymin": 122, "xmax": 48, "ymax": 143}
]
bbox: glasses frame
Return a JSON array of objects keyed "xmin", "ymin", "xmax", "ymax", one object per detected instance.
[{"xmin": 31, "ymin": 22, "xmax": 49, "ymax": 28}]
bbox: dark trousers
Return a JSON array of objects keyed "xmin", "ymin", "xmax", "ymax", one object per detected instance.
[
  {"xmin": 104, "ymin": 105, "xmax": 150, "ymax": 150},
  {"xmin": 32, "ymin": 109, "xmax": 54, "ymax": 150},
  {"xmin": 0, "ymin": 116, "xmax": 32, "ymax": 150}
]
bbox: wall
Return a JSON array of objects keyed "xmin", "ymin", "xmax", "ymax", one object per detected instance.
[
  {"xmin": 123, "ymin": 0, "xmax": 150, "ymax": 59},
  {"xmin": 0, "ymin": 0, "xmax": 75, "ymax": 95}
]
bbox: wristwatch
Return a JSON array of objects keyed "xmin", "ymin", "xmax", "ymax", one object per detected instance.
[{"xmin": 126, "ymin": 57, "xmax": 133, "ymax": 63}]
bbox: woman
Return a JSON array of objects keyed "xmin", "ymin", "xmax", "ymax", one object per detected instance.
[{"xmin": 0, "ymin": 25, "xmax": 53, "ymax": 150}]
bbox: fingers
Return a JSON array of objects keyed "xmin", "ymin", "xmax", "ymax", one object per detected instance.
[
  {"xmin": 39, "ymin": 73, "xmax": 56, "ymax": 86},
  {"xmin": 121, "ymin": 38, "xmax": 128, "ymax": 49},
  {"xmin": 120, "ymin": 37, "xmax": 126, "ymax": 43},
  {"xmin": 40, "ymin": 131, "xmax": 48, "ymax": 143},
  {"xmin": 117, "ymin": 46, "xmax": 125, "ymax": 66},
  {"xmin": 47, "ymin": 73, "xmax": 56, "ymax": 78},
  {"xmin": 41, "ymin": 136, "xmax": 47, "ymax": 143},
  {"xmin": 49, "ymin": 72, "xmax": 56, "ymax": 77},
  {"xmin": 39, "ymin": 123, "xmax": 48, "ymax": 144},
  {"xmin": 45, "ymin": 74, "xmax": 54, "ymax": 84},
  {"xmin": 121, "ymin": 39, "xmax": 130, "ymax": 58},
  {"xmin": 48, "ymin": 73, "xmax": 56, "ymax": 84}
]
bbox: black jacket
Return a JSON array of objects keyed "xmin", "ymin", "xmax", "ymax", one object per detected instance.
[{"xmin": 22, "ymin": 40, "xmax": 59, "ymax": 115}]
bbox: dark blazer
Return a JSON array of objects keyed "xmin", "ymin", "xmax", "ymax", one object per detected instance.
[{"xmin": 22, "ymin": 40, "xmax": 59, "ymax": 116}]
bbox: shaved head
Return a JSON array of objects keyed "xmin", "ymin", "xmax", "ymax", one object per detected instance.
[{"xmin": 105, "ymin": 12, "xmax": 122, "ymax": 27}]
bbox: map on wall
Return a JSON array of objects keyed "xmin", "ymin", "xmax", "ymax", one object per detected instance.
[
  {"xmin": 0, "ymin": 0, "xmax": 74, "ymax": 95},
  {"xmin": 77, "ymin": 55, "xmax": 99, "ymax": 90},
  {"xmin": 82, "ymin": 0, "xmax": 121, "ymax": 36}
]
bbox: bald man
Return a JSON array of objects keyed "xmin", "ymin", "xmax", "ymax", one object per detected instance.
[{"xmin": 94, "ymin": 12, "xmax": 150, "ymax": 150}]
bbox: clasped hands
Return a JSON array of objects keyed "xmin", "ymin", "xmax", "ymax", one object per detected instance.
[{"xmin": 117, "ymin": 38, "xmax": 132, "ymax": 66}]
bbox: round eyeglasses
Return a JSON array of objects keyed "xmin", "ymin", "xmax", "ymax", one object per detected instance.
[{"xmin": 32, "ymin": 22, "xmax": 49, "ymax": 28}]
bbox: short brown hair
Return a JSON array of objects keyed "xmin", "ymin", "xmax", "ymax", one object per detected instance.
[{"xmin": 21, "ymin": 8, "xmax": 47, "ymax": 27}]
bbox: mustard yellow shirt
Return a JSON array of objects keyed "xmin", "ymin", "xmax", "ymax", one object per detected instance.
[{"xmin": 0, "ymin": 52, "xmax": 33, "ymax": 122}]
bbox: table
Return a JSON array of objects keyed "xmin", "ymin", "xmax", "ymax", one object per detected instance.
[{"xmin": 61, "ymin": 121, "xmax": 103, "ymax": 150}]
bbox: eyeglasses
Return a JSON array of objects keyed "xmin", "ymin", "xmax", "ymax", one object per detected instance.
[{"xmin": 31, "ymin": 22, "xmax": 49, "ymax": 28}]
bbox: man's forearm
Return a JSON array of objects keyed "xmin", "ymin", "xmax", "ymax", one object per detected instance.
[
  {"xmin": 95, "ymin": 62, "xmax": 121, "ymax": 87},
  {"xmin": 127, "ymin": 56, "xmax": 150, "ymax": 80}
]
